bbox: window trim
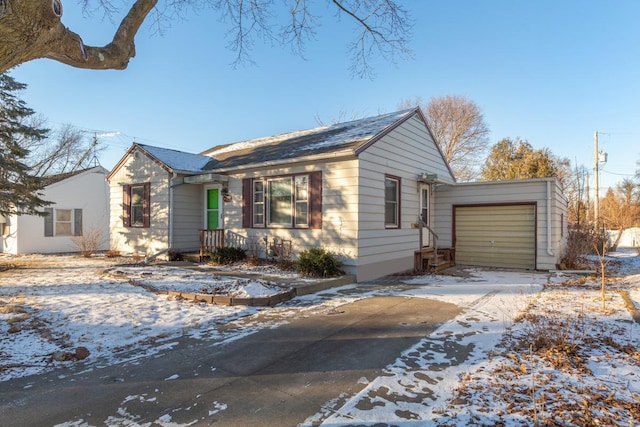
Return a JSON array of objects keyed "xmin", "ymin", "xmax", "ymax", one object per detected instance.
[
  {"xmin": 55, "ymin": 209, "xmax": 73, "ymax": 236},
  {"xmin": 44, "ymin": 208, "xmax": 83, "ymax": 237},
  {"xmin": 252, "ymin": 180, "xmax": 265, "ymax": 227},
  {"xmin": 266, "ymin": 176, "xmax": 296, "ymax": 227},
  {"xmin": 123, "ymin": 182, "xmax": 150, "ymax": 228},
  {"xmin": 244, "ymin": 171, "xmax": 321, "ymax": 230},
  {"xmin": 384, "ymin": 175, "xmax": 401, "ymax": 229}
]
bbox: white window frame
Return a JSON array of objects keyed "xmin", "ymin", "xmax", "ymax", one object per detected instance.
[
  {"xmin": 253, "ymin": 174, "xmax": 310, "ymax": 228},
  {"xmin": 384, "ymin": 176, "xmax": 400, "ymax": 228},
  {"xmin": 55, "ymin": 209, "xmax": 73, "ymax": 236},
  {"xmin": 130, "ymin": 184, "xmax": 145, "ymax": 227},
  {"xmin": 253, "ymin": 180, "xmax": 265, "ymax": 227}
]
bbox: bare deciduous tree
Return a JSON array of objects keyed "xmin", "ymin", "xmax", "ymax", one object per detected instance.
[
  {"xmin": 0, "ymin": 0, "xmax": 413, "ymax": 77},
  {"xmin": 24, "ymin": 123, "xmax": 105, "ymax": 177},
  {"xmin": 399, "ymin": 95, "xmax": 490, "ymax": 181},
  {"xmin": 600, "ymin": 179, "xmax": 640, "ymax": 249}
]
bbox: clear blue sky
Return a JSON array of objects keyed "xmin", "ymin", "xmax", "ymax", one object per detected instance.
[{"xmin": 10, "ymin": 0, "xmax": 640, "ymax": 192}]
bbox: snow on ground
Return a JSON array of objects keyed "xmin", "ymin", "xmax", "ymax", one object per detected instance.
[{"xmin": 1, "ymin": 250, "xmax": 639, "ymax": 426}]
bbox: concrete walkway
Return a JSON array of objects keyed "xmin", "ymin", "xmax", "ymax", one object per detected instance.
[{"xmin": 0, "ymin": 294, "xmax": 461, "ymax": 426}]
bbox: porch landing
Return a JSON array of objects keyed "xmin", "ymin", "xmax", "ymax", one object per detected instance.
[{"xmin": 414, "ymin": 247, "xmax": 455, "ymax": 274}]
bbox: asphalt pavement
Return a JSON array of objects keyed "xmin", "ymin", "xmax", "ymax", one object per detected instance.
[{"xmin": 0, "ymin": 291, "xmax": 461, "ymax": 426}]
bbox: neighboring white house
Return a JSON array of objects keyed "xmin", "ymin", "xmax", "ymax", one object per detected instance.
[
  {"xmin": 107, "ymin": 108, "xmax": 568, "ymax": 281},
  {"xmin": 1, "ymin": 166, "xmax": 110, "ymax": 254}
]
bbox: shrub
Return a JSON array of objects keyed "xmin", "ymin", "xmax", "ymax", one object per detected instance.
[
  {"xmin": 71, "ymin": 227, "xmax": 106, "ymax": 258},
  {"xmin": 561, "ymin": 224, "xmax": 608, "ymax": 269},
  {"xmin": 210, "ymin": 246, "xmax": 246, "ymax": 265},
  {"xmin": 296, "ymin": 248, "xmax": 343, "ymax": 277}
]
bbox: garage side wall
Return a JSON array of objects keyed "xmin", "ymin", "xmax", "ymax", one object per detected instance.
[{"xmin": 434, "ymin": 179, "xmax": 567, "ymax": 270}]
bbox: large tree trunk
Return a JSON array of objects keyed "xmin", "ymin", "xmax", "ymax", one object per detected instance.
[{"xmin": 0, "ymin": 0, "xmax": 157, "ymax": 73}]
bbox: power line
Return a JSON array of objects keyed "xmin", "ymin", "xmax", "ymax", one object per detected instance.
[{"xmin": 600, "ymin": 169, "xmax": 637, "ymax": 177}]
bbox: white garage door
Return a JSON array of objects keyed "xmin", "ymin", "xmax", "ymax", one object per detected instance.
[{"xmin": 455, "ymin": 204, "xmax": 536, "ymax": 269}]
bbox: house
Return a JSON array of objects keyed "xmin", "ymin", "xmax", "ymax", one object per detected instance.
[
  {"xmin": 106, "ymin": 108, "xmax": 567, "ymax": 280},
  {"xmin": 1, "ymin": 166, "xmax": 111, "ymax": 254}
]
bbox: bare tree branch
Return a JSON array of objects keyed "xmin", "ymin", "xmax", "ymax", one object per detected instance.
[
  {"xmin": 400, "ymin": 95, "xmax": 490, "ymax": 181},
  {"xmin": 1, "ymin": 0, "xmax": 412, "ymax": 76},
  {"xmin": 0, "ymin": 0, "xmax": 157, "ymax": 72}
]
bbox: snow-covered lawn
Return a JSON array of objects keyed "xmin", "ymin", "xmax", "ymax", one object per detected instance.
[{"xmin": 1, "ymin": 250, "xmax": 639, "ymax": 426}]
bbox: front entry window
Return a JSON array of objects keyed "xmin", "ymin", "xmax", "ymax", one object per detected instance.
[{"xmin": 421, "ymin": 188, "xmax": 429, "ymax": 225}]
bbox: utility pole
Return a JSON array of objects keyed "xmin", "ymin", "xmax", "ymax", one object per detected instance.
[{"xmin": 594, "ymin": 131, "xmax": 599, "ymax": 227}]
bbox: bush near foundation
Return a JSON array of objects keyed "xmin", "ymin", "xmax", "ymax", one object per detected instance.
[
  {"xmin": 296, "ymin": 248, "xmax": 343, "ymax": 278},
  {"xmin": 210, "ymin": 247, "xmax": 246, "ymax": 265}
]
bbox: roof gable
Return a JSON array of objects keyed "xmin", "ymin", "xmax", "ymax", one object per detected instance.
[
  {"xmin": 42, "ymin": 166, "xmax": 109, "ymax": 187},
  {"xmin": 138, "ymin": 144, "xmax": 215, "ymax": 172}
]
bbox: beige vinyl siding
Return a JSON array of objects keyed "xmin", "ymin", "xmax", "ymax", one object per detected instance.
[
  {"xmin": 109, "ymin": 149, "xmax": 171, "ymax": 256},
  {"xmin": 434, "ymin": 178, "xmax": 568, "ymax": 270},
  {"xmin": 171, "ymin": 184, "xmax": 203, "ymax": 252},
  {"xmin": 224, "ymin": 159, "xmax": 360, "ymax": 274},
  {"xmin": 455, "ymin": 204, "xmax": 536, "ymax": 269},
  {"xmin": 356, "ymin": 114, "xmax": 455, "ymax": 280}
]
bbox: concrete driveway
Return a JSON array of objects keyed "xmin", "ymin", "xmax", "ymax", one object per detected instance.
[{"xmin": 0, "ymin": 295, "xmax": 461, "ymax": 426}]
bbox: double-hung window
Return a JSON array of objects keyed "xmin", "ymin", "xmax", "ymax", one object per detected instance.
[
  {"xmin": 123, "ymin": 183, "xmax": 150, "ymax": 228},
  {"xmin": 384, "ymin": 175, "xmax": 400, "ymax": 228},
  {"xmin": 244, "ymin": 172, "xmax": 321, "ymax": 229},
  {"xmin": 55, "ymin": 209, "xmax": 72, "ymax": 235},
  {"xmin": 268, "ymin": 177, "xmax": 295, "ymax": 226},
  {"xmin": 294, "ymin": 175, "xmax": 309, "ymax": 227},
  {"xmin": 44, "ymin": 208, "xmax": 83, "ymax": 236},
  {"xmin": 253, "ymin": 181, "xmax": 265, "ymax": 226}
]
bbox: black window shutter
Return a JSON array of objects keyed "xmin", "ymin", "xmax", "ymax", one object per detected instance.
[
  {"xmin": 142, "ymin": 182, "xmax": 151, "ymax": 228},
  {"xmin": 44, "ymin": 208, "xmax": 54, "ymax": 237},
  {"xmin": 123, "ymin": 185, "xmax": 131, "ymax": 227},
  {"xmin": 242, "ymin": 178, "xmax": 252, "ymax": 228},
  {"xmin": 74, "ymin": 209, "xmax": 83, "ymax": 236},
  {"xmin": 309, "ymin": 171, "xmax": 322, "ymax": 229}
]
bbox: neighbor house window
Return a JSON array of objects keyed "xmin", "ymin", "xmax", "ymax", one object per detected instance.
[
  {"xmin": 44, "ymin": 208, "xmax": 83, "ymax": 237},
  {"xmin": 123, "ymin": 183, "xmax": 150, "ymax": 228},
  {"xmin": 242, "ymin": 172, "xmax": 322, "ymax": 229},
  {"xmin": 55, "ymin": 209, "xmax": 72, "ymax": 235},
  {"xmin": 385, "ymin": 175, "xmax": 400, "ymax": 228}
]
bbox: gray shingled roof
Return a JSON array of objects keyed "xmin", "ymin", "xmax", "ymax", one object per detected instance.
[
  {"xmin": 200, "ymin": 108, "xmax": 416, "ymax": 170},
  {"xmin": 135, "ymin": 108, "xmax": 417, "ymax": 173},
  {"xmin": 137, "ymin": 144, "xmax": 216, "ymax": 173}
]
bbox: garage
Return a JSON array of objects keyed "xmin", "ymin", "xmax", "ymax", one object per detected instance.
[{"xmin": 454, "ymin": 203, "xmax": 536, "ymax": 269}]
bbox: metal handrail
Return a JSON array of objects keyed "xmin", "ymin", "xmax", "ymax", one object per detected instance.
[{"xmin": 419, "ymin": 214, "xmax": 439, "ymax": 266}]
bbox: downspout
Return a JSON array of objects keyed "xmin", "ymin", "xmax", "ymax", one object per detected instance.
[
  {"xmin": 169, "ymin": 172, "xmax": 177, "ymax": 250},
  {"xmin": 546, "ymin": 179, "xmax": 555, "ymax": 257}
]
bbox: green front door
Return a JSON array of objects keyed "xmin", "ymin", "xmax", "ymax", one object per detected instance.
[{"xmin": 206, "ymin": 188, "xmax": 219, "ymax": 229}]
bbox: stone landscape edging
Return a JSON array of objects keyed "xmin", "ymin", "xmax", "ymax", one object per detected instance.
[{"xmin": 104, "ymin": 267, "xmax": 355, "ymax": 306}]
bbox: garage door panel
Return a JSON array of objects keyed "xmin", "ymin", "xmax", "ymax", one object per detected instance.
[{"xmin": 455, "ymin": 204, "xmax": 535, "ymax": 269}]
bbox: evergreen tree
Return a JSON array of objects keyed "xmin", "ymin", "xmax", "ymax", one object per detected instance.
[
  {"xmin": 0, "ymin": 72, "xmax": 50, "ymax": 216},
  {"xmin": 481, "ymin": 137, "xmax": 568, "ymax": 185}
]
